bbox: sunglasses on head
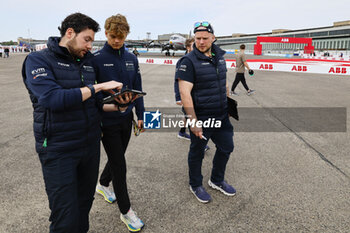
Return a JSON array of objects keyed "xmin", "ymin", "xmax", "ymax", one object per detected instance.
[{"xmin": 194, "ymin": 21, "xmax": 210, "ymax": 29}]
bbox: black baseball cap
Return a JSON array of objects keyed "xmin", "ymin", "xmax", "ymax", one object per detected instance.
[{"xmin": 193, "ymin": 21, "xmax": 214, "ymax": 34}]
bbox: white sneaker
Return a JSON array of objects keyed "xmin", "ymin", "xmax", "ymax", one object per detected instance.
[
  {"xmin": 120, "ymin": 208, "xmax": 145, "ymax": 232},
  {"xmin": 96, "ymin": 183, "xmax": 116, "ymax": 204},
  {"xmin": 230, "ymin": 91, "xmax": 239, "ymax": 96}
]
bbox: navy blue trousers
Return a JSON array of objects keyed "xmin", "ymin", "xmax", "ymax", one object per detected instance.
[
  {"xmin": 39, "ymin": 141, "xmax": 100, "ymax": 233},
  {"xmin": 188, "ymin": 116, "xmax": 234, "ymax": 188}
]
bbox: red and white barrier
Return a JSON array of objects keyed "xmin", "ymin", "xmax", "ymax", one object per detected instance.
[
  {"xmin": 35, "ymin": 43, "xmax": 47, "ymax": 51},
  {"xmin": 138, "ymin": 57, "xmax": 179, "ymax": 65},
  {"xmin": 138, "ymin": 57, "xmax": 350, "ymax": 76}
]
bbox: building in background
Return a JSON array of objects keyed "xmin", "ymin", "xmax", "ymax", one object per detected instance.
[
  {"xmin": 17, "ymin": 20, "xmax": 350, "ymax": 55},
  {"xmin": 216, "ymin": 20, "xmax": 350, "ymax": 55}
]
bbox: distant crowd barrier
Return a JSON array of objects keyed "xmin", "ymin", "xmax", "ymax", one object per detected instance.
[
  {"xmin": 138, "ymin": 57, "xmax": 350, "ymax": 76},
  {"xmin": 302, "ymin": 54, "xmax": 350, "ymax": 61}
]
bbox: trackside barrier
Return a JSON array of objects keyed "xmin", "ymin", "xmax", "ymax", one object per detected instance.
[
  {"xmin": 302, "ymin": 54, "xmax": 350, "ymax": 61},
  {"xmin": 138, "ymin": 57, "xmax": 350, "ymax": 76}
]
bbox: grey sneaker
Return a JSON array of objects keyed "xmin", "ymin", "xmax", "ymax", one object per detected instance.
[
  {"xmin": 247, "ymin": 90, "xmax": 255, "ymax": 96},
  {"xmin": 230, "ymin": 91, "xmax": 239, "ymax": 96},
  {"xmin": 120, "ymin": 208, "xmax": 145, "ymax": 232},
  {"xmin": 96, "ymin": 183, "xmax": 116, "ymax": 204}
]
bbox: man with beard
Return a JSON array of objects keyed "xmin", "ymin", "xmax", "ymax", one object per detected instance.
[
  {"xmin": 22, "ymin": 13, "xmax": 124, "ymax": 232},
  {"xmin": 177, "ymin": 22, "xmax": 236, "ymax": 203}
]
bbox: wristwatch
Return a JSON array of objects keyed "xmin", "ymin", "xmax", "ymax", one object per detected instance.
[{"xmin": 87, "ymin": 84, "xmax": 95, "ymax": 98}]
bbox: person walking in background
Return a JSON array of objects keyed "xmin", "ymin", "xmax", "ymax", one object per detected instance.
[
  {"xmin": 4, "ymin": 47, "xmax": 10, "ymax": 58},
  {"xmin": 231, "ymin": 44, "xmax": 255, "ymax": 96}
]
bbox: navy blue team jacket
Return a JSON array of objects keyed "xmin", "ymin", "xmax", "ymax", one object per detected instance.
[
  {"xmin": 176, "ymin": 44, "xmax": 228, "ymax": 121},
  {"xmin": 93, "ymin": 43, "xmax": 145, "ymax": 126},
  {"xmin": 22, "ymin": 37, "xmax": 102, "ymax": 153}
]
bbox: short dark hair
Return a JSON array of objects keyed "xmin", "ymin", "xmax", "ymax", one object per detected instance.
[
  {"xmin": 240, "ymin": 44, "xmax": 246, "ymax": 50},
  {"xmin": 58, "ymin": 12, "xmax": 100, "ymax": 37}
]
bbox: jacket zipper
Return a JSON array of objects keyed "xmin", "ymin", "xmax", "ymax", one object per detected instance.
[
  {"xmin": 215, "ymin": 65, "xmax": 224, "ymax": 116},
  {"xmin": 79, "ymin": 64, "xmax": 90, "ymax": 146}
]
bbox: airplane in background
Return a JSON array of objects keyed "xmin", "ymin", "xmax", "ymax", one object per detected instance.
[
  {"xmin": 161, "ymin": 34, "xmax": 187, "ymax": 56},
  {"xmin": 126, "ymin": 33, "xmax": 189, "ymax": 56}
]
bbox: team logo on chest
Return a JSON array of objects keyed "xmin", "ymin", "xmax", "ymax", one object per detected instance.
[
  {"xmin": 126, "ymin": 61, "xmax": 135, "ymax": 71},
  {"xmin": 58, "ymin": 62, "xmax": 70, "ymax": 67},
  {"xmin": 103, "ymin": 64, "xmax": 114, "ymax": 67},
  {"xmin": 83, "ymin": 65, "xmax": 94, "ymax": 72}
]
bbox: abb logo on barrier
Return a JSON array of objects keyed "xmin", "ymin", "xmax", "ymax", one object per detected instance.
[
  {"xmin": 259, "ymin": 64, "xmax": 273, "ymax": 70},
  {"xmin": 291, "ymin": 66, "xmax": 307, "ymax": 72},
  {"xmin": 281, "ymin": 38, "xmax": 289, "ymax": 42},
  {"xmin": 146, "ymin": 59, "xmax": 154, "ymax": 63},
  {"xmin": 329, "ymin": 67, "xmax": 347, "ymax": 74},
  {"xmin": 164, "ymin": 60, "xmax": 173, "ymax": 65}
]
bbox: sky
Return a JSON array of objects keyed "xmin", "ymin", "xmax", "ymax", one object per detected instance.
[{"xmin": 1, "ymin": 0, "xmax": 349, "ymax": 42}]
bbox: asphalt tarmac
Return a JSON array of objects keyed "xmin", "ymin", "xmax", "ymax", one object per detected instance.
[{"xmin": 0, "ymin": 53, "xmax": 349, "ymax": 233}]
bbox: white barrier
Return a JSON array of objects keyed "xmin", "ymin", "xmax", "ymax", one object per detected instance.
[{"xmin": 138, "ymin": 57, "xmax": 350, "ymax": 76}]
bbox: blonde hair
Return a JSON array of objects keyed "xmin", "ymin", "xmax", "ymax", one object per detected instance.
[{"xmin": 104, "ymin": 14, "xmax": 130, "ymax": 38}]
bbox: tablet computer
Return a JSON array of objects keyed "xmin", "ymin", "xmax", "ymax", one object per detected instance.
[{"xmin": 102, "ymin": 89, "xmax": 147, "ymax": 104}]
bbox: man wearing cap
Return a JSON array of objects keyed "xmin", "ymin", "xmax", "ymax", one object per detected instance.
[
  {"xmin": 231, "ymin": 44, "xmax": 255, "ymax": 96},
  {"xmin": 177, "ymin": 22, "xmax": 236, "ymax": 203}
]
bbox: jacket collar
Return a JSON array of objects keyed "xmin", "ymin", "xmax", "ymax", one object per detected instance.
[
  {"xmin": 47, "ymin": 36, "xmax": 93, "ymax": 62},
  {"xmin": 192, "ymin": 43, "xmax": 226, "ymax": 61},
  {"xmin": 103, "ymin": 42, "xmax": 126, "ymax": 56}
]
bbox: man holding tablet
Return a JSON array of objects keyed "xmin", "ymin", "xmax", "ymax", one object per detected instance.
[{"xmin": 93, "ymin": 14, "xmax": 145, "ymax": 232}]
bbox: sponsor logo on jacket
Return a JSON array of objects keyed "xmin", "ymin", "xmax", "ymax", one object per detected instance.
[
  {"xmin": 57, "ymin": 62, "xmax": 70, "ymax": 67},
  {"xmin": 126, "ymin": 61, "xmax": 135, "ymax": 71}
]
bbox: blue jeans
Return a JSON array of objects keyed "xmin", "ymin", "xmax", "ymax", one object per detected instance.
[
  {"xmin": 188, "ymin": 116, "xmax": 234, "ymax": 188},
  {"xmin": 39, "ymin": 141, "xmax": 100, "ymax": 233}
]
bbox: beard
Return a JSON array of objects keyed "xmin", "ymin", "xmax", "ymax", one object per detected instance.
[
  {"xmin": 66, "ymin": 37, "xmax": 87, "ymax": 59},
  {"xmin": 198, "ymin": 46, "xmax": 211, "ymax": 54}
]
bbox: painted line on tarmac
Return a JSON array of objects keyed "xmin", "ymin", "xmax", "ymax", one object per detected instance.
[{"xmin": 247, "ymin": 95, "xmax": 350, "ymax": 181}]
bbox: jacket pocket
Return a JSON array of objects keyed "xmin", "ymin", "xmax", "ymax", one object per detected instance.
[{"xmin": 42, "ymin": 109, "xmax": 51, "ymax": 147}]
